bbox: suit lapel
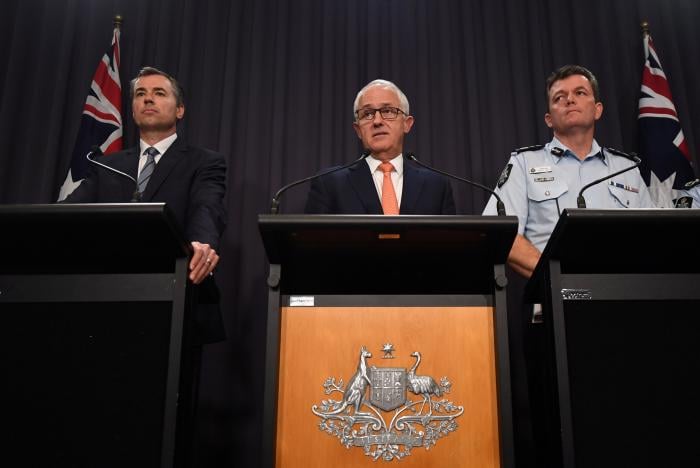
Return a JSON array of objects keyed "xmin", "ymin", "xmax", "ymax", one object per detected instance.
[
  {"xmin": 141, "ymin": 138, "xmax": 187, "ymax": 200},
  {"xmin": 106, "ymin": 148, "xmax": 139, "ymax": 199},
  {"xmin": 400, "ymin": 161, "xmax": 426, "ymax": 214},
  {"xmin": 347, "ymin": 162, "xmax": 383, "ymax": 214}
]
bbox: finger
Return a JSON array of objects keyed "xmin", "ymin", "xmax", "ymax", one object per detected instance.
[
  {"xmin": 189, "ymin": 242, "xmax": 210, "ymax": 270},
  {"xmin": 191, "ymin": 256, "xmax": 217, "ymax": 284},
  {"xmin": 190, "ymin": 250, "xmax": 218, "ymax": 283},
  {"xmin": 190, "ymin": 259, "xmax": 208, "ymax": 281}
]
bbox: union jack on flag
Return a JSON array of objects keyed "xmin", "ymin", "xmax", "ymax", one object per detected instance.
[
  {"xmin": 638, "ymin": 29, "xmax": 694, "ymax": 207},
  {"xmin": 58, "ymin": 24, "xmax": 123, "ymax": 200}
]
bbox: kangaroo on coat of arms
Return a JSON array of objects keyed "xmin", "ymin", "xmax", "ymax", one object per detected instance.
[{"xmin": 312, "ymin": 345, "xmax": 464, "ymax": 461}]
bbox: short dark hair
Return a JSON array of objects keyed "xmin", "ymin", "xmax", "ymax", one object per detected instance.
[
  {"xmin": 130, "ymin": 67, "xmax": 184, "ymax": 107},
  {"xmin": 545, "ymin": 64, "xmax": 600, "ymax": 105}
]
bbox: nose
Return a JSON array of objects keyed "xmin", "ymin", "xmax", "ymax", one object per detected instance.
[{"xmin": 371, "ymin": 111, "xmax": 384, "ymax": 125}]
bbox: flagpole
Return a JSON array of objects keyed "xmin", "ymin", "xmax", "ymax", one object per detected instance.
[
  {"xmin": 114, "ymin": 14, "xmax": 123, "ymax": 30},
  {"xmin": 640, "ymin": 20, "xmax": 649, "ymax": 38}
]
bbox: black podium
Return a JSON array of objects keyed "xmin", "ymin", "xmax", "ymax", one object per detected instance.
[
  {"xmin": 0, "ymin": 203, "xmax": 193, "ymax": 468},
  {"xmin": 527, "ymin": 209, "xmax": 700, "ymax": 468},
  {"xmin": 259, "ymin": 215, "xmax": 518, "ymax": 467}
]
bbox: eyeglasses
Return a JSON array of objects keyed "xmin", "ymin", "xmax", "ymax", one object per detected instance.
[{"xmin": 355, "ymin": 107, "xmax": 406, "ymax": 121}]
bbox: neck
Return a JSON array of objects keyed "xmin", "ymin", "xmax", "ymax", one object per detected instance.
[
  {"xmin": 139, "ymin": 128, "xmax": 176, "ymax": 147},
  {"xmin": 371, "ymin": 150, "xmax": 401, "ymax": 163},
  {"xmin": 554, "ymin": 129, "xmax": 595, "ymax": 160}
]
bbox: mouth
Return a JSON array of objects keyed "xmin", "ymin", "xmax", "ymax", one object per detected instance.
[{"xmin": 372, "ymin": 131, "xmax": 389, "ymax": 138}]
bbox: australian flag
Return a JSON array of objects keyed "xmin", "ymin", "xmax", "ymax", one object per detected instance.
[
  {"xmin": 638, "ymin": 31, "xmax": 695, "ymax": 207},
  {"xmin": 58, "ymin": 25, "xmax": 123, "ymax": 200}
]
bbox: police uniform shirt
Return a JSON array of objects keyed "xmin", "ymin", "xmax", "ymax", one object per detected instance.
[
  {"xmin": 676, "ymin": 179, "xmax": 700, "ymax": 208},
  {"xmin": 482, "ymin": 137, "xmax": 655, "ymax": 252}
]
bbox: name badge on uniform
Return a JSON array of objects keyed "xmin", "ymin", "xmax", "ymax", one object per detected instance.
[
  {"xmin": 529, "ymin": 166, "xmax": 552, "ymax": 174},
  {"xmin": 609, "ymin": 181, "xmax": 639, "ymax": 193},
  {"xmin": 534, "ymin": 176, "xmax": 554, "ymax": 182}
]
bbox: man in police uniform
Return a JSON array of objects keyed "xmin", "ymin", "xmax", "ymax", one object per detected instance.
[
  {"xmin": 483, "ymin": 64, "xmax": 656, "ymax": 467},
  {"xmin": 484, "ymin": 64, "xmax": 654, "ymax": 278},
  {"xmin": 676, "ymin": 179, "xmax": 700, "ymax": 207}
]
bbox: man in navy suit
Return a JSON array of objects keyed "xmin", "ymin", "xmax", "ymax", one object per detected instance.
[
  {"xmin": 63, "ymin": 66, "xmax": 226, "ymax": 465},
  {"xmin": 64, "ymin": 67, "xmax": 226, "ymax": 287},
  {"xmin": 304, "ymin": 79, "xmax": 455, "ymax": 214},
  {"xmin": 63, "ymin": 67, "xmax": 226, "ymax": 343}
]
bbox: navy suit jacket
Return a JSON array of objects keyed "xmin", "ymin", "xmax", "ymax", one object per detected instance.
[
  {"xmin": 64, "ymin": 137, "xmax": 226, "ymax": 248},
  {"xmin": 304, "ymin": 158, "xmax": 456, "ymax": 214},
  {"xmin": 63, "ymin": 137, "xmax": 227, "ymax": 342}
]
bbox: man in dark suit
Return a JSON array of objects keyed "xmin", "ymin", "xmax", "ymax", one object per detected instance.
[
  {"xmin": 63, "ymin": 66, "xmax": 226, "ymax": 466},
  {"xmin": 63, "ymin": 67, "xmax": 226, "ymax": 344},
  {"xmin": 64, "ymin": 67, "xmax": 226, "ymax": 288},
  {"xmin": 304, "ymin": 79, "xmax": 455, "ymax": 214}
]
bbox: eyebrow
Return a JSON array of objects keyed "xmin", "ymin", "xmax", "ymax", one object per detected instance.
[
  {"xmin": 135, "ymin": 86, "xmax": 168, "ymax": 93},
  {"xmin": 553, "ymin": 86, "xmax": 588, "ymax": 94}
]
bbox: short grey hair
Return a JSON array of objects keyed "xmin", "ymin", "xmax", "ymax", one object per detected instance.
[
  {"xmin": 130, "ymin": 66, "xmax": 185, "ymax": 107},
  {"xmin": 353, "ymin": 79, "xmax": 410, "ymax": 120}
]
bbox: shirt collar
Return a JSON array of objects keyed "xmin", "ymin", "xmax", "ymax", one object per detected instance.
[
  {"xmin": 366, "ymin": 153, "xmax": 404, "ymax": 175},
  {"xmin": 139, "ymin": 133, "xmax": 178, "ymax": 157},
  {"xmin": 548, "ymin": 137, "xmax": 604, "ymax": 164}
]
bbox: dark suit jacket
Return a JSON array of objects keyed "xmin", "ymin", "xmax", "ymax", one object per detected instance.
[
  {"xmin": 65, "ymin": 137, "xmax": 226, "ymax": 248},
  {"xmin": 63, "ymin": 137, "xmax": 227, "ymax": 343},
  {"xmin": 304, "ymin": 158, "xmax": 456, "ymax": 214}
]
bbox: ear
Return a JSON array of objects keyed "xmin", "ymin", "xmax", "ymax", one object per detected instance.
[
  {"xmin": 402, "ymin": 115, "xmax": 415, "ymax": 134},
  {"xmin": 352, "ymin": 121, "xmax": 362, "ymax": 139},
  {"xmin": 544, "ymin": 112, "xmax": 553, "ymax": 129},
  {"xmin": 594, "ymin": 101, "xmax": 603, "ymax": 121},
  {"xmin": 176, "ymin": 104, "xmax": 185, "ymax": 120}
]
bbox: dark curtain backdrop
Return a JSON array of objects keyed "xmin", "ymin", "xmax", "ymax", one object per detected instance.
[{"xmin": 2, "ymin": 0, "xmax": 698, "ymax": 465}]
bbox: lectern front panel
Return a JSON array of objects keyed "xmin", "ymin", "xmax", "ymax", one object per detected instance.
[
  {"xmin": 561, "ymin": 299, "xmax": 700, "ymax": 467},
  {"xmin": 275, "ymin": 305, "xmax": 501, "ymax": 467},
  {"xmin": 1, "ymin": 301, "xmax": 172, "ymax": 466}
]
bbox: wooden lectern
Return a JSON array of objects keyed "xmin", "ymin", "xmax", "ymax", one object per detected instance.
[
  {"xmin": 0, "ymin": 203, "xmax": 194, "ymax": 468},
  {"xmin": 527, "ymin": 209, "xmax": 700, "ymax": 468},
  {"xmin": 259, "ymin": 214, "xmax": 518, "ymax": 467}
]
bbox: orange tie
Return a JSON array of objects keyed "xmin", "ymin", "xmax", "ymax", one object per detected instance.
[{"xmin": 379, "ymin": 162, "xmax": 399, "ymax": 215}]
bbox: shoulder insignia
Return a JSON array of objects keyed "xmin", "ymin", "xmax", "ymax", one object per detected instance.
[
  {"xmin": 513, "ymin": 144, "xmax": 545, "ymax": 154},
  {"xmin": 497, "ymin": 163, "xmax": 513, "ymax": 188},
  {"xmin": 550, "ymin": 147, "xmax": 564, "ymax": 157},
  {"xmin": 683, "ymin": 178, "xmax": 700, "ymax": 190},
  {"xmin": 675, "ymin": 196, "xmax": 694, "ymax": 208},
  {"xmin": 604, "ymin": 147, "xmax": 638, "ymax": 162}
]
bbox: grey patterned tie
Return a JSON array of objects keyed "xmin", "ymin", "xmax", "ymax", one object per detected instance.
[{"xmin": 137, "ymin": 147, "xmax": 159, "ymax": 193}]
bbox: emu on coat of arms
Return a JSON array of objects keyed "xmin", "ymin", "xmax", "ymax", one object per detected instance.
[{"xmin": 311, "ymin": 345, "xmax": 464, "ymax": 461}]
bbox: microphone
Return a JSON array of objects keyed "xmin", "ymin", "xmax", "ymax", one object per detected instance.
[
  {"xmin": 85, "ymin": 146, "xmax": 142, "ymax": 202},
  {"xmin": 406, "ymin": 153, "xmax": 507, "ymax": 216},
  {"xmin": 270, "ymin": 151, "xmax": 370, "ymax": 214},
  {"xmin": 576, "ymin": 149, "xmax": 642, "ymax": 208}
]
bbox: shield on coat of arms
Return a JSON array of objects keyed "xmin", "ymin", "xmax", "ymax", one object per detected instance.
[{"xmin": 369, "ymin": 367, "xmax": 406, "ymax": 411}]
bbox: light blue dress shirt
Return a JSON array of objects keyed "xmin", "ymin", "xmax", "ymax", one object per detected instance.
[{"xmin": 483, "ymin": 137, "xmax": 655, "ymax": 252}]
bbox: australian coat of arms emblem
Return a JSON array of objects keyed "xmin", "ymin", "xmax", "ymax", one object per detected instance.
[{"xmin": 311, "ymin": 345, "xmax": 464, "ymax": 461}]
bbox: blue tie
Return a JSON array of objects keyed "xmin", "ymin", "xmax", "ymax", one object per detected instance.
[{"xmin": 137, "ymin": 147, "xmax": 159, "ymax": 193}]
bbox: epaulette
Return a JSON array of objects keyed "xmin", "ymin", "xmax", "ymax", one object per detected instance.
[
  {"xmin": 683, "ymin": 178, "xmax": 700, "ymax": 190},
  {"xmin": 513, "ymin": 144, "xmax": 545, "ymax": 154},
  {"xmin": 604, "ymin": 147, "xmax": 638, "ymax": 162}
]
